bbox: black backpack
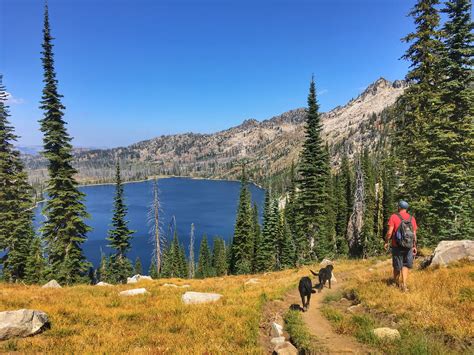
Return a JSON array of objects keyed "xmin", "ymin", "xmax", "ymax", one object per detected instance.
[{"xmin": 395, "ymin": 213, "xmax": 415, "ymax": 249}]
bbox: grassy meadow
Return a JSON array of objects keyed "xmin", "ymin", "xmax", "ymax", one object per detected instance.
[
  {"xmin": 0, "ymin": 268, "xmax": 309, "ymax": 353},
  {"xmin": 322, "ymin": 258, "xmax": 474, "ymax": 354},
  {"xmin": 1, "ymin": 258, "xmax": 473, "ymax": 353}
]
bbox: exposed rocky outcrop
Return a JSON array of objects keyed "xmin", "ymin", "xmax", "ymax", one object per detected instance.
[{"xmin": 0, "ymin": 309, "xmax": 50, "ymax": 340}]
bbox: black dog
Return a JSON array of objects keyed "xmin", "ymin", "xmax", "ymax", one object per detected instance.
[
  {"xmin": 311, "ymin": 264, "xmax": 334, "ymax": 292},
  {"xmin": 298, "ymin": 276, "xmax": 316, "ymax": 311}
]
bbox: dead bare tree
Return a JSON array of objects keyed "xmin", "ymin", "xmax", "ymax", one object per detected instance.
[
  {"xmin": 346, "ymin": 157, "xmax": 365, "ymax": 257},
  {"xmin": 148, "ymin": 179, "xmax": 164, "ymax": 276}
]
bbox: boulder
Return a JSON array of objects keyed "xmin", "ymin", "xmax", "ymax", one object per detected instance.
[
  {"xmin": 270, "ymin": 336, "xmax": 286, "ymax": 345},
  {"xmin": 271, "ymin": 322, "xmax": 284, "ymax": 337},
  {"xmin": 373, "ymin": 327, "xmax": 401, "ymax": 341},
  {"xmin": 182, "ymin": 291, "xmax": 222, "ymax": 305},
  {"xmin": 0, "ymin": 309, "xmax": 50, "ymax": 340},
  {"xmin": 95, "ymin": 282, "xmax": 112, "ymax": 287},
  {"xmin": 42, "ymin": 280, "xmax": 61, "ymax": 289},
  {"xmin": 127, "ymin": 274, "xmax": 153, "ymax": 284},
  {"xmin": 119, "ymin": 288, "xmax": 148, "ymax": 296},
  {"xmin": 273, "ymin": 341, "xmax": 298, "ymax": 355},
  {"xmin": 162, "ymin": 283, "xmax": 178, "ymax": 288},
  {"xmin": 430, "ymin": 240, "xmax": 474, "ymax": 267},
  {"xmin": 245, "ymin": 278, "xmax": 260, "ymax": 285},
  {"xmin": 347, "ymin": 304, "xmax": 364, "ymax": 315},
  {"xmin": 180, "ymin": 285, "xmax": 191, "ymax": 288},
  {"xmin": 320, "ymin": 258, "xmax": 333, "ymax": 267}
]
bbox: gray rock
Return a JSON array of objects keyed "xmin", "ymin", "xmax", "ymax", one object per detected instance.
[
  {"xmin": 271, "ymin": 322, "xmax": 284, "ymax": 337},
  {"xmin": 119, "ymin": 288, "xmax": 149, "ymax": 296},
  {"xmin": 273, "ymin": 341, "xmax": 298, "ymax": 355},
  {"xmin": 320, "ymin": 258, "xmax": 333, "ymax": 266},
  {"xmin": 347, "ymin": 304, "xmax": 363, "ymax": 314},
  {"xmin": 42, "ymin": 280, "xmax": 61, "ymax": 288},
  {"xmin": 127, "ymin": 274, "xmax": 153, "ymax": 284},
  {"xmin": 0, "ymin": 309, "xmax": 49, "ymax": 340},
  {"xmin": 373, "ymin": 327, "xmax": 400, "ymax": 341},
  {"xmin": 95, "ymin": 281, "xmax": 112, "ymax": 287},
  {"xmin": 270, "ymin": 336, "xmax": 286, "ymax": 345},
  {"xmin": 182, "ymin": 291, "xmax": 222, "ymax": 305},
  {"xmin": 245, "ymin": 278, "xmax": 260, "ymax": 285},
  {"xmin": 430, "ymin": 240, "xmax": 474, "ymax": 267}
]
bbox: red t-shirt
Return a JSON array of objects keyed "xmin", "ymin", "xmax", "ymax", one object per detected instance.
[{"xmin": 388, "ymin": 211, "xmax": 417, "ymax": 247}]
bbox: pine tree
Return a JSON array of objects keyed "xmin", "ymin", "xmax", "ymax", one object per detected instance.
[
  {"xmin": 38, "ymin": 4, "xmax": 91, "ymax": 284},
  {"xmin": 212, "ymin": 237, "xmax": 228, "ymax": 276},
  {"xmin": 230, "ymin": 166, "xmax": 254, "ymax": 274},
  {"xmin": 188, "ymin": 223, "xmax": 195, "ymax": 278},
  {"xmin": 423, "ymin": 0, "xmax": 474, "ymax": 242},
  {"xmin": 257, "ymin": 190, "xmax": 277, "ymax": 271},
  {"xmin": 24, "ymin": 236, "xmax": 46, "ymax": 284},
  {"xmin": 107, "ymin": 162, "xmax": 134, "ymax": 283},
  {"xmin": 334, "ymin": 152, "xmax": 351, "ymax": 256},
  {"xmin": 178, "ymin": 244, "xmax": 188, "ymax": 278},
  {"xmin": 251, "ymin": 203, "xmax": 262, "ymax": 273},
  {"xmin": 396, "ymin": 0, "xmax": 444, "ymax": 246},
  {"xmin": 196, "ymin": 235, "xmax": 213, "ymax": 278},
  {"xmin": 134, "ymin": 257, "xmax": 142, "ymax": 275},
  {"xmin": 149, "ymin": 179, "xmax": 162, "ymax": 277},
  {"xmin": 0, "ymin": 76, "xmax": 36, "ymax": 282},
  {"xmin": 296, "ymin": 76, "xmax": 329, "ymax": 262},
  {"xmin": 161, "ymin": 231, "xmax": 187, "ymax": 278},
  {"xmin": 279, "ymin": 212, "xmax": 295, "ymax": 269},
  {"xmin": 360, "ymin": 149, "xmax": 377, "ymax": 257},
  {"xmin": 149, "ymin": 258, "xmax": 159, "ymax": 278}
]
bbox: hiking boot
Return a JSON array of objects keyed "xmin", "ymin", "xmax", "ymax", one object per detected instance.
[{"xmin": 401, "ymin": 284, "xmax": 409, "ymax": 292}]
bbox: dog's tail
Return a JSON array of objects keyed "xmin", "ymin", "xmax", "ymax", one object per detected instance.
[{"xmin": 310, "ymin": 269, "xmax": 318, "ymax": 276}]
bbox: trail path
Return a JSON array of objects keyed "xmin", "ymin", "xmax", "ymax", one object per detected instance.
[{"xmin": 284, "ymin": 276, "xmax": 369, "ymax": 354}]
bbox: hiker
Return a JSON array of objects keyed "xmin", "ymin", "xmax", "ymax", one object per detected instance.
[{"xmin": 384, "ymin": 200, "xmax": 417, "ymax": 292}]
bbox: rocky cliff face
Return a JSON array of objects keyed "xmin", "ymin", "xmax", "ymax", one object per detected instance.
[{"xmin": 24, "ymin": 78, "xmax": 406, "ymax": 185}]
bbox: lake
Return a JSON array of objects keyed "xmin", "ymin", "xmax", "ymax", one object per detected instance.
[{"xmin": 34, "ymin": 177, "xmax": 265, "ymax": 272}]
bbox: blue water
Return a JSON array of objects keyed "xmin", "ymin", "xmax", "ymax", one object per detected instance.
[{"xmin": 34, "ymin": 177, "xmax": 265, "ymax": 272}]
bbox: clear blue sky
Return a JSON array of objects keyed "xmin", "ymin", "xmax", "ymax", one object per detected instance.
[{"xmin": 1, "ymin": 0, "xmax": 415, "ymax": 148}]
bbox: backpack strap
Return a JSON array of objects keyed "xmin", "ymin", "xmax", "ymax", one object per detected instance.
[{"xmin": 396, "ymin": 213, "xmax": 405, "ymax": 222}]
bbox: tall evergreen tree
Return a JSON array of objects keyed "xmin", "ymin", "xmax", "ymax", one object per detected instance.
[
  {"xmin": 396, "ymin": 0, "xmax": 443, "ymax": 246},
  {"xmin": 256, "ymin": 190, "xmax": 277, "ymax": 271},
  {"xmin": 38, "ymin": 4, "xmax": 91, "ymax": 283},
  {"xmin": 0, "ymin": 76, "xmax": 36, "ymax": 282},
  {"xmin": 188, "ymin": 223, "xmax": 196, "ymax": 278},
  {"xmin": 230, "ymin": 166, "xmax": 254, "ymax": 274},
  {"xmin": 423, "ymin": 0, "xmax": 474, "ymax": 242},
  {"xmin": 107, "ymin": 162, "xmax": 134, "ymax": 283},
  {"xmin": 296, "ymin": 76, "xmax": 329, "ymax": 262},
  {"xmin": 196, "ymin": 235, "xmax": 213, "ymax": 278},
  {"xmin": 279, "ymin": 212, "xmax": 295, "ymax": 269},
  {"xmin": 251, "ymin": 203, "xmax": 262, "ymax": 273},
  {"xmin": 161, "ymin": 231, "xmax": 187, "ymax": 278},
  {"xmin": 149, "ymin": 258, "xmax": 159, "ymax": 278},
  {"xmin": 212, "ymin": 237, "xmax": 228, "ymax": 276}
]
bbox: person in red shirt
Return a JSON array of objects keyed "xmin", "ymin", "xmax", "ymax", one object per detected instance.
[{"xmin": 384, "ymin": 200, "xmax": 417, "ymax": 292}]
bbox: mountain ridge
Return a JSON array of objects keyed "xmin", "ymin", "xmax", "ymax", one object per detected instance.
[{"xmin": 24, "ymin": 77, "xmax": 407, "ymax": 186}]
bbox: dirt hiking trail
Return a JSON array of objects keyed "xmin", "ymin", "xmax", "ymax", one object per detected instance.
[{"xmin": 285, "ymin": 276, "xmax": 369, "ymax": 354}]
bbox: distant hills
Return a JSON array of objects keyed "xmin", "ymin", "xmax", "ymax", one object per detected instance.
[{"xmin": 23, "ymin": 77, "xmax": 406, "ymax": 186}]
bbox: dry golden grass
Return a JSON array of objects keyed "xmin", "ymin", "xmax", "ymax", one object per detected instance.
[
  {"xmin": 0, "ymin": 268, "xmax": 313, "ymax": 353},
  {"xmin": 345, "ymin": 258, "xmax": 474, "ymax": 344}
]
